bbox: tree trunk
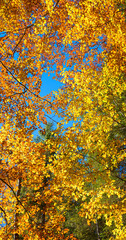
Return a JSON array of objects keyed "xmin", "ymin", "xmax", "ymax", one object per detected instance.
[
  {"xmin": 96, "ymin": 218, "xmax": 100, "ymax": 240},
  {"xmin": 14, "ymin": 178, "xmax": 22, "ymax": 240}
]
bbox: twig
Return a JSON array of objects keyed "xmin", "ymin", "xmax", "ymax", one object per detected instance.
[
  {"xmin": 114, "ymin": 175, "xmax": 126, "ymax": 182},
  {"xmin": 54, "ymin": 0, "xmax": 60, "ymax": 9},
  {"xmin": 13, "ymin": 28, "xmax": 27, "ymax": 54},
  {"xmin": 0, "ymin": 60, "xmax": 52, "ymax": 106},
  {"xmin": 1, "ymin": 0, "xmax": 60, "ymax": 35},
  {"xmin": 44, "ymin": 113, "xmax": 58, "ymax": 123},
  {"xmin": 0, "ymin": 206, "xmax": 8, "ymax": 233},
  {"xmin": 0, "ymin": 178, "xmax": 38, "ymax": 225}
]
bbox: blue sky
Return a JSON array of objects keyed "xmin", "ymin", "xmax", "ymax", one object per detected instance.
[
  {"xmin": 41, "ymin": 72, "xmax": 63, "ymax": 97},
  {"xmin": 33, "ymin": 71, "xmax": 64, "ymax": 138}
]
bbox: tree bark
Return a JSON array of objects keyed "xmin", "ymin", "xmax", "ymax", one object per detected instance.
[
  {"xmin": 96, "ymin": 218, "xmax": 100, "ymax": 240},
  {"xmin": 14, "ymin": 178, "xmax": 22, "ymax": 240}
]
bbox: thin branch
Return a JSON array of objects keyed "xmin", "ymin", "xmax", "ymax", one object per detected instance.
[
  {"xmin": 3, "ymin": 90, "xmax": 27, "ymax": 99},
  {"xmin": 113, "ymin": 99, "xmax": 126, "ymax": 118},
  {"xmin": 44, "ymin": 113, "xmax": 58, "ymax": 123},
  {"xmin": 0, "ymin": 178, "xmax": 39, "ymax": 226},
  {"xmin": 0, "ymin": 178, "xmax": 26, "ymax": 212},
  {"xmin": 114, "ymin": 175, "xmax": 126, "ymax": 182},
  {"xmin": 13, "ymin": 28, "xmax": 27, "ymax": 54},
  {"xmin": 2, "ymin": 90, "xmax": 58, "ymax": 123},
  {"xmin": 54, "ymin": 0, "xmax": 60, "ymax": 9},
  {"xmin": 1, "ymin": 0, "xmax": 60, "ymax": 35},
  {"xmin": 0, "ymin": 206, "xmax": 8, "ymax": 233},
  {"xmin": 12, "ymin": 0, "xmax": 60, "ymax": 54},
  {"xmin": 0, "ymin": 60, "xmax": 52, "ymax": 106}
]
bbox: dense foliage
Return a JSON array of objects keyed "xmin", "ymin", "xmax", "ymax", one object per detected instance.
[{"xmin": 0, "ymin": 0, "xmax": 126, "ymax": 239}]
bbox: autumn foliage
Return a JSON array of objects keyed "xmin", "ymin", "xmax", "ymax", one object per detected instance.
[{"xmin": 0, "ymin": 0, "xmax": 126, "ymax": 239}]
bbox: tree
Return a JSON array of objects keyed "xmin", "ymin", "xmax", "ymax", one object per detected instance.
[
  {"xmin": 51, "ymin": 66, "xmax": 126, "ymax": 239},
  {"xmin": 0, "ymin": 123, "xmax": 72, "ymax": 239},
  {"xmin": 0, "ymin": 0, "xmax": 126, "ymax": 239}
]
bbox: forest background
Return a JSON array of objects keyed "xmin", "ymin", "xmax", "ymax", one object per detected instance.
[{"xmin": 0, "ymin": 0, "xmax": 126, "ymax": 240}]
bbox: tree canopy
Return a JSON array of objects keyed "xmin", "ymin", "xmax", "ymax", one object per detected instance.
[{"xmin": 0, "ymin": 0, "xmax": 126, "ymax": 239}]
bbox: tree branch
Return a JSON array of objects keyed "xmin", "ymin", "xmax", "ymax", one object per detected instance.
[
  {"xmin": 0, "ymin": 60, "xmax": 52, "ymax": 106},
  {"xmin": 13, "ymin": 28, "xmax": 27, "ymax": 54},
  {"xmin": 0, "ymin": 206, "xmax": 8, "ymax": 233},
  {"xmin": 0, "ymin": 177, "xmax": 40, "ymax": 228}
]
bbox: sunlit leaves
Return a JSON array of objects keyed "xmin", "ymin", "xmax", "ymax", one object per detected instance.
[{"xmin": 0, "ymin": 0, "xmax": 126, "ymax": 239}]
